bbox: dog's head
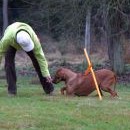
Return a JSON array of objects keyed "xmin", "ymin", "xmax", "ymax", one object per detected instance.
[{"xmin": 52, "ymin": 68, "xmax": 66, "ymax": 84}]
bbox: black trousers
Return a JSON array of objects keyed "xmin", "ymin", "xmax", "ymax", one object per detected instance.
[{"xmin": 5, "ymin": 46, "xmax": 54, "ymax": 94}]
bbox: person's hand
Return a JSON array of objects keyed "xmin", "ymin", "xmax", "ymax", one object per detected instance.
[
  {"xmin": 42, "ymin": 76, "xmax": 54, "ymax": 94},
  {"xmin": 45, "ymin": 76, "xmax": 53, "ymax": 83}
]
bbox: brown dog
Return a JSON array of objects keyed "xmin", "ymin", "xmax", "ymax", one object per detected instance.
[{"xmin": 52, "ymin": 67, "xmax": 117, "ymax": 97}]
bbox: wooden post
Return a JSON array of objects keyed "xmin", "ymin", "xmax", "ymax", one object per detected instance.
[{"xmin": 84, "ymin": 48, "xmax": 102, "ymax": 100}]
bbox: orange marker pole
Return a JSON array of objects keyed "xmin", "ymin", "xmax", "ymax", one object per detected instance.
[{"xmin": 84, "ymin": 48, "xmax": 102, "ymax": 100}]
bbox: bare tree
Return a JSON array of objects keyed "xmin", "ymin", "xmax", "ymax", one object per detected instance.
[
  {"xmin": 107, "ymin": 1, "xmax": 125, "ymax": 75},
  {"xmin": 3, "ymin": 0, "xmax": 8, "ymax": 33}
]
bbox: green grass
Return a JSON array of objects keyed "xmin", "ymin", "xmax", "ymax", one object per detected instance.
[{"xmin": 0, "ymin": 76, "xmax": 130, "ymax": 130}]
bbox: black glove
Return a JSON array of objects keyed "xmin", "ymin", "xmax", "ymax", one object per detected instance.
[{"xmin": 41, "ymin": 77, "xmax": 54, "ymax": 94}]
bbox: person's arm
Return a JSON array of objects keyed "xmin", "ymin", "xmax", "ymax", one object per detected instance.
[
  {"xmin": 16, "ymin": 31, "xmax": 54, "ymax": 94},
  {"xmin": 27, "ymin": 50, "xmax": 54, "ymax": 94},
  {"xmin": 16, "ymin": 31, "xmax": 52, "ymax": 82}
]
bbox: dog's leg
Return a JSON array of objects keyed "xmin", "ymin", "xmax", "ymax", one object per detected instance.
[
  {"xmin": 66, "ymin": 87, "xmax": 75, "ymax": 96},
  {"xmin": 101, "ymin": 85, "xmax": 117, "ymax": 97},
  {"xmin": 60, "ymin": 87, "xmax": 66, "ymax": 95},
  {"xmin": 107, "ymin": 88, "xmax": 118, "ymax": 97}
]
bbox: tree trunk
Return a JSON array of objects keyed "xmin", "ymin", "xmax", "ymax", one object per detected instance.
[
  {"xmin": 107, "ymin": 9, "xmax": 124, "ymax": 75},
  {"xmin": 85, "ymin": 7, "xmax": 91, "ymax": 55},
  {"xmin": 3, "ymin": 0, "xmax": 8, "ymax": 34},
  {"xmin": 100, "ymin": 0, "xmax": 108, "ymax": 47},
  {"xmin": 108, "ymin": 35, "xmax": 124, "ymax": 75}
]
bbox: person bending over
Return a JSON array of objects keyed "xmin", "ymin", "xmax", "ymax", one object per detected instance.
[{"xmin": 0, "ymin": 22, "xmax": 54, "ymax": 96}]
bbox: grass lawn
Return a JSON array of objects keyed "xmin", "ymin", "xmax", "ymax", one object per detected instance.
[{"xmin": 0, "ymin": 76, "xmax": 130, "ymax": 130}]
